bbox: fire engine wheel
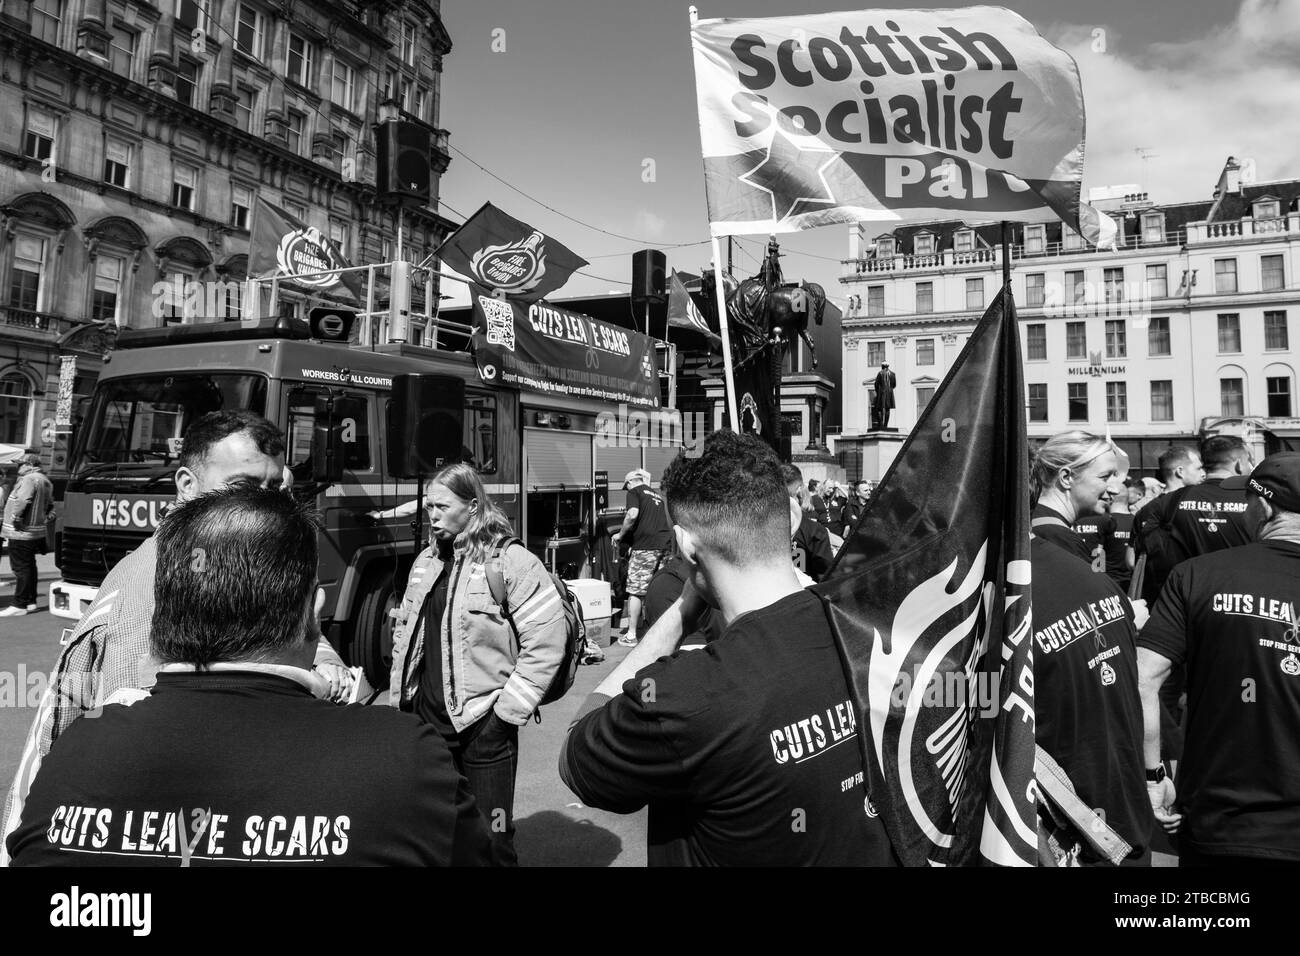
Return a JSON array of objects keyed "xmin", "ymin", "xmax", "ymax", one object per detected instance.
[{"xmin": 352, "ymin": 577, "xmax": 397, "ymax": 690}]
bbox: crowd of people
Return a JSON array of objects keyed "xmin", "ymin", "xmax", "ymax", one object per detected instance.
[{"xmin": 2, "ymin": 409, "xmax": 1297, "ymax": 867}]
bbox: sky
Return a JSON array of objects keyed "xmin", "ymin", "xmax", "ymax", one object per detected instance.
[{"xmin": 435, "ymin": 0, "xmax": 1300, "ymax": 306}]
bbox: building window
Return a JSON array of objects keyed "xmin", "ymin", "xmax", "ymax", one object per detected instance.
[
  {"xmin": 965, "ymin": 277, "xmax": 983, "ymax": 310},
  {"xmin": 286, "ymin": 111, "xmax": 305, "ymax": 154},
  {"xmin": 916, "ymin": 386, "xmax": 935, "ymax": 413},
  {"xmin": 8, "ymin": 234, "xmax": 47, "ymax": 312},
  {"xmin": 175, "ymin": 0, "xmax": 208, "ymax": 31},
  {"xmin": 866, "ymin": 340, "xmax": 885, "ymax": 367},
  {"xmin": 1262, "ymin": 254, "xmax": 1285, "ymax": 292},
  {"xmin": 1066, "ymin": 270, "xmax": 1085, "ymax": 309},
  {"xmin": 1141, "ymin": 213, "xmax": 1164, "ymax": 243},
  {"xmin": 1062, "ymin": 228, "xmax": 1083, "ymax": 251},
  {"xmin": 24, "ymin": 107, "xmax": 56, "ymax": 162},
  {"xmin": 1104, "ymin": 267, "xmax": 1124, "ymax": 303},
  {"xmin": 874, "ymin": 237, "xmax": 895, "ymax": 259},
  {"xmin": 1214, "ymin": 258, "xmax": 1238, "ymax": 294},
  {"xmin": 1265, "ymin": 310, "xmax": 1289, "ymax": 350},
  {"xmin": 915, "ymin": 281, "xmax": 933, "ymax": 313},
  {"xmin": 1106, "ymin": 382, "xmax": 1127, "ymax": 423},
  {"xmin": 1068, "ymin": 383, "xmax": 1088, "ymax": 422},
  {"xmin": 231, "ymin": 184, "xmax": 252, "ymax": 230},
  {"xmin": 108, "ymin": 21, "xmax": 136, "ymax": 76},
  {"xmin": 866, "ymin": 285, "xmax": 884, "ymax": 317},
  {"xmin": 235, "ymin": 3, "xmax": 265, "ymax": 59},
  {"xmin": 1217, "ymin": 313, "xmax": 1241, "ymax": 353},
  {"xmin": 1150, "ymin": 381, "xmax": 1173, "ymax": 422},
  {"xmin": 91, "ymin": 255, "xmax": 124, "ymax": 324},
  {"xmin": 1146, "ymin": 263, "xmax": 1168, "ymax": 299},
  {"xmin": 1105, "ymin": 319, "xmax": 1127, "ymax": 358},
  {"xmin": 916, "ymin": 339, "xmax": 934, "ymax": 366},
  {"xmin": 1220, "ymin": 378, "xmax": 1245, "ymax": 417},
  {"xmin": 398, "ymin": 79, "xmax": 412, "ymax": 112},
  {"xmin": 30, "ymin": 0, "xmax": 62, "ymax": 44},
  {"xmin": 162, "ymin": 269, "xmax": 196, "ymax": 324},
  {"xmin": 172, "ymin": 163, "xmax": 197, "ymax": 210},
  {"xmin": 1066, "ymin": 321, "xmax": 1086, "ymax": 359},
  {"xmin": 914, "ymin": 233, "xmax": 934, "ymax": 256},
  {"xmin": 287, "ymin": 33, "xmax": 315, "ymax": 86},
  {"xmin": 954, "ymin": 230, "xmax": 974, "ymax": 253},
  {"xmin": 1023, "ymin": 224, "xmax": 1045, "ymax": 254},
  {"xmin": 1027, "ymin": 383, "xmax": 1048, "ymax": 422},
  {"xmin": 175, "ymin": 57, "xmax": 200, "ymax": 108},
  {"xmin": 283, "ymin": 199, "xmax": 307, "ymax": 221},
  {"xmin": 235, "ymin": 86, "xmax": 257, "ymax": 133},
  {"xmin": 103, "ymin": 137, "xmax": 131, "ymax": 188},
  {"xmin": 400, "ymin": 20, "xmax": 417, "ymax": 66},
  {"xmin": 332, "ymin": 131, "xmax": 351, "ymax": 169},
  {"xmin": 1026, "ymin": 272, "xmax": 1045, "ymax": 307},
  {"xmin": 331, "ymin": 59, "xmax": 356, "ymax": 111},
  {"xmin": 1254, "ymin": 199, "xmax": 1281, "ymax": 220},
  {"xmin": 1026, "ymin": 323, "xmax": 1046, "ymax": 361},
  {"xmin": 328, "ymin": 220, "xmax": 349, "ymax": 259},
  {"xmin": 0, "ymin": 374, "xmax": 34, "ymax": 445},
  {"xmin": 1268, "ymin": 377, "xmax": 1292, "ymax": 417},
  {"xmin": 1148, "ymin": 316, "xmax": 1171, "ymax": 356}
]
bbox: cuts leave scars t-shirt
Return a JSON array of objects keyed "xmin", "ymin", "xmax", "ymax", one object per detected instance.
[
  {"xmin": 560, "ymin": 588, "xmax": 898, "ymax": 866},
  {"xmin": 1138, "ymin": 541, "xmax": 1300, "ymax": 861},
  {"xmin": 1031, "ymin": 537, "xmax": 1151, "ymax": 862}
]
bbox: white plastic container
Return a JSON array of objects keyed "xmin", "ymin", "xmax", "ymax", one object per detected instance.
[{"xmin": 565, "ymin": 578, "xmax": 613, "ymax": 646}]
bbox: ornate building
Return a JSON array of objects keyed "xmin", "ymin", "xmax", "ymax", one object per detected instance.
[
  {"xmin": 0, "ymin": 0, "xmax": 453, "ymax": 476},
  {"xmin": 838, "ymin": 157, "xmax": 1300, "ymax": 480}
]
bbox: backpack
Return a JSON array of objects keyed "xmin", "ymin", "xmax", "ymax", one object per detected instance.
[{"xmin": 484, "ymin": 537, "xmax": 586, "ymax": 711}]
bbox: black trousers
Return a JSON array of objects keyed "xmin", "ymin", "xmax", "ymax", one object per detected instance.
[
  {"xmin": 447, "ymin": 711, "xmax": 521, "ymax": 867},
  {"xmin": 7, "ymin": 538, "xmax": 41, "ymax": 608}
]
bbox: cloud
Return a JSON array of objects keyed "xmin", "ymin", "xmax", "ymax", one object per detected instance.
[
  {"xmin": 1049, "ymin": 0, "xmax": 1300, "ymax": 199},
  {"xmin": 632, "ymin": 209, "xmax": 668, "ymax": 239}
]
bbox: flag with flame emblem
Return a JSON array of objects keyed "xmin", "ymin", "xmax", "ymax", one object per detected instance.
[
  {"xmin": 815, "ymin": 285, "xmax": 1036, "ymax": 866},
  {"xmin": 437, "ymin": 203, "xmax": 588, "ymax": 304},
  {"xmin": 249, "ymin": 198, "xmax": 361, "ymax": 298}
]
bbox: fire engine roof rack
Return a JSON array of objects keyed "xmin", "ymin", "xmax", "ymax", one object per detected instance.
[{"xmin": 116, "ymin": 318, "xmax": 313, "ymax": 350}]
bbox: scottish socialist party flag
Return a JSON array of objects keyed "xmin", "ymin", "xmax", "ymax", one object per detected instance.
[
  {"xmin": 815, "ymin": 286, "xmax": 1036, "ymax": 866},
  {"xmin": 249, "ymin": 198, "xmax": 361, "ymax": 298},
  {"xmin": 667, "ymin": 270, "xmax": 721, "ymax": 348},
  {"xmin": 437, "ymin": 203, "xmax": 588, "ymax": 304},
  {"xmin": 689, "ymin": 7, "xmax": 1116, "ymax": 244}
]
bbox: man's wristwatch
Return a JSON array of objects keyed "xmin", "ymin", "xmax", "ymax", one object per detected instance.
[{"xmin": 1145, "ymin": 765, "xmax": 1167, "ymax": 784}]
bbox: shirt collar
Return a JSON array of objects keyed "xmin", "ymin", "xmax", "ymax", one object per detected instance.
[{"xmin": 158, "ymin": 662, "xmax": 329, "ymax": 699}]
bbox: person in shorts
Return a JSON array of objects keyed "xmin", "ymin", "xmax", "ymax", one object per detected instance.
[{"xmin": 612, "ymin": 469, "xmax": 672, "ymax": 647}]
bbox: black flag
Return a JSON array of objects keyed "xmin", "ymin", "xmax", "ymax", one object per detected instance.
[{"xmin": 815, "ymin": 286, "xmax": 1036, "ymax": 866}]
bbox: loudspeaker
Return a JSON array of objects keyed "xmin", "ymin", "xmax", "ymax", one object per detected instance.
[
  {"xmin": 308, "ymin": 306, "xmax": 357, "ymax": 342},
  {"xmin": 375, "ymin": 121, "xmax": 432, "ymax": 204},
  {"xmin": 387, "ymin": 373, "xmax": 465, "ymax": 478},
  {"xmin": 631, "ymin": 249, "xmax": 667, "ymax": 303}
]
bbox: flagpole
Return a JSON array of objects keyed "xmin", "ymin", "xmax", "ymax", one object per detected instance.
[
  {"xmin": 710, "ymin": 235, "xmax": 740, "ymax": 430},
  {"xmin": 1001, "ymin": 221, "xmax": 1011, "ymax": 289}
]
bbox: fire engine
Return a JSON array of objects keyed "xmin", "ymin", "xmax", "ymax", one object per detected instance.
[{"xmin": 49, "ymin": 304, "xmax": 682, "ymax": 686}]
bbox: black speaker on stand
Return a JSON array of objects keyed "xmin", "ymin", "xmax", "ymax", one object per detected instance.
[
  {"xmin": 631, "ymin": 249, "xmax": 666, "ymax": 337},
  {"xmin": 387, "ymin": 373, "xmax": 465, "ymax": 548},
  {"xmin": 375, "ymin": 121, "xmax": 433, "ymax": 205}
]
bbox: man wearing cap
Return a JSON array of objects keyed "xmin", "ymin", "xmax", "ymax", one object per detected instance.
[
  {"xmin": 1, "ymin": 454, "xmax": 54, "ymax": 616},
  {"xmin": 871, "ymin": 363, "xmax": 896, "ymax": 430},
  {"xmin": 612, "ymin": 469, "xmax": 672, "ymax": 647},
  {"xmin": 1137, "ymin": 452, "xmax": 1300, "ymax": 865}
]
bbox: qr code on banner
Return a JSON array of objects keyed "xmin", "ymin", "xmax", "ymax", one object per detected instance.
[{"xmin": 478, "ymin": 295, "xmax": 516, "ymax": 352}]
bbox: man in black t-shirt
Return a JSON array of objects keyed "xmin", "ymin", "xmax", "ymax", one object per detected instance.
[
  {"xmin": 1032, "ymin": 535, "xmax": 1152, "ymax": 865},
  {"xmin": 6, "ymin": 487, "xmax": 491, "ymax": 867},
  {"xmin": 642, "ymin": 555, "xmax": 723, "ymax": 647},
  {"xmin": 613, "ymin": 469, "xmax": 674, "ymax": 646},
  {"xmin": 1137, "ymin": 453, "xmax": 1300, "ymax": 865},
  {"xmin": 560, "ymin": 431, "xmax": 896, "ymax": 866},
  {"xmin": 781, "ymin": 464, "xmax": 835, "ymax": 582}
]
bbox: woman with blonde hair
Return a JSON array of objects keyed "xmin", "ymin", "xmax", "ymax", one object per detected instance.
[
  {"xmin": 389, "ymin": 462, "xmax": 568, "ymax": 866},
  {"xmin": 1030, "ymin": 430, "xmax": 1152, "ymax": 866}
]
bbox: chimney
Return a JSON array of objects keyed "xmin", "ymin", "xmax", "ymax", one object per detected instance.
[{"xmin": 1208, "ymin": 157, "xmax": 1241, "ymax": 222}]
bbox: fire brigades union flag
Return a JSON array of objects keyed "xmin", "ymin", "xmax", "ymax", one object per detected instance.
[
  {"xmin": 249, "ymin": 198, "xmax": 361, "ymax": 298},
  {"xmin": 438, "ymin": 203, "xmax": 588, "ymax": 304},
  {"xmin": 690, "ymin": 7, "xmax": 1107, "ymax": 241},
  {"xmin": 815, "ymin": 286, "xmax": 1036, "ymax": 866}
]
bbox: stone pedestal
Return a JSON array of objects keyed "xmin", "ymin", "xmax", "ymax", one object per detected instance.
[{"xmin": 844, "ymin": 430, "xmax": 907, "ymax": 484}]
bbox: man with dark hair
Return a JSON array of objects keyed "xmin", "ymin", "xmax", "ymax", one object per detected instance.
[
  {"xmin": 839, "ymin": 479, "xmax": 872, "ymax": 538},
  {"xmin": 1, "ymin": 411, "xmax": 349, "ymax": 862},
  {"xmin": 559, "ymin": 430, "xmax": 896, "ymax": 866},
  {"xmin": 6, "ymin": 487, "xmax": 492, "ymax": 866},
  {"xmin": 1138, "ymin": 453, "xmax": 1300, "ymax": 865},
  {"xmin": 780, "ymin": 463, "xmax": 834, "ymax": 582}
]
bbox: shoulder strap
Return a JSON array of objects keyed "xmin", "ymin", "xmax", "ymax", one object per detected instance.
[
  {"xmin": 1031, "ymin": 515, "xmax": 1070, "ymax": 530},
  {"xmin": 485, "ymin": 536, "xmax": 525, "ymax": 613}
]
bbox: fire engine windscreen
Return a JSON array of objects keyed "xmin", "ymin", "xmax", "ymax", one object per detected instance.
[{"xmin": 73, "ymin": 374, "xmax": 269, "ymax": 478}]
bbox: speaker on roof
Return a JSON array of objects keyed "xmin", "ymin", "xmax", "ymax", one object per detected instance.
[
  {"xmin": 631, "ymin": 249, "xmax": 667, "ymax": 303},
  {"xmin": 387, "ymin": 374, "xmax": 465, "ymax": 478},
  {"xmin": 375, "ymin": 121, "xmax": 432, "ymax": 204}
]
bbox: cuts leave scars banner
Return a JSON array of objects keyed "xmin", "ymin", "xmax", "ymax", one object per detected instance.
[
  {"xmin": 470, "ymin": 290, "xmax": 662, "ymax": 408},
  {"xmin": 691, "ymin": 6, "xmax": 1099, "ymax": 239}
]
